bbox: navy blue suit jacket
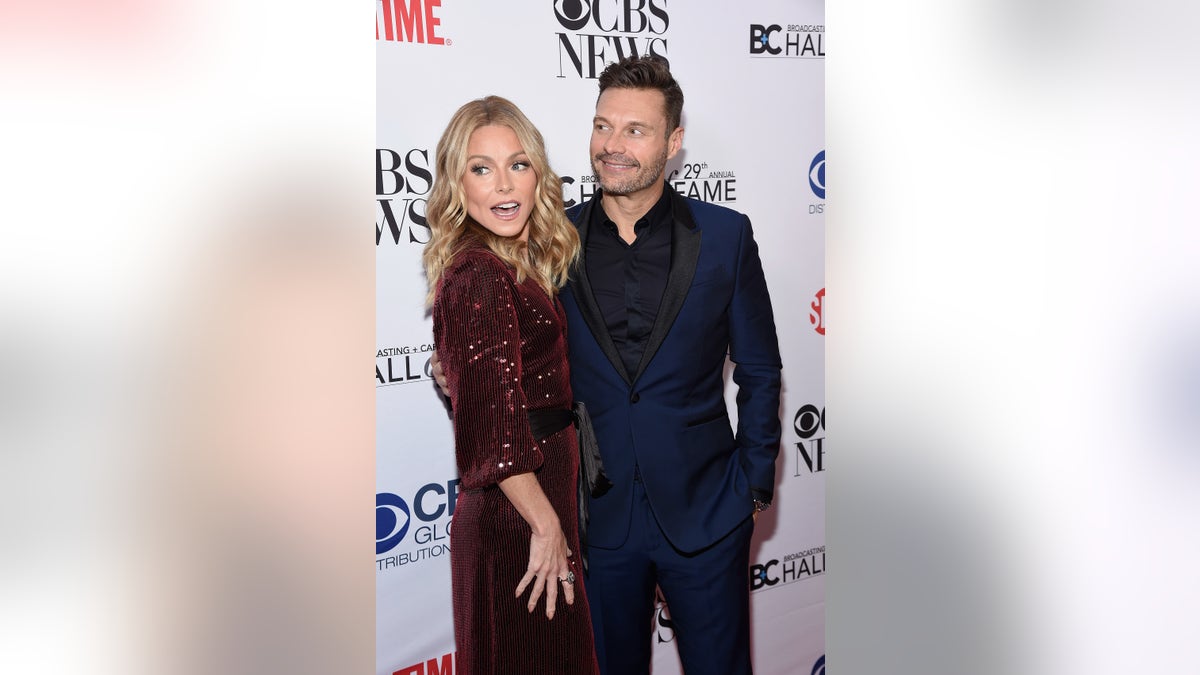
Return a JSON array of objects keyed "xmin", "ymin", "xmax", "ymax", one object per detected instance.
[{"xmin": 563, "ymin": 189, "xmax": 782, "ymax": 554}]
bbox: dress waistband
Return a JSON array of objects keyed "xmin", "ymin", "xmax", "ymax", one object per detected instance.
[{"xmin": 527, "ymin": 406, "xmax": 576, "ymax": 441}]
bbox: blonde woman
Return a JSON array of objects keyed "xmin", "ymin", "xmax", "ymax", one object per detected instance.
[{"xmin": 423, "ymin": 96, "xmax": 599, "ymax": 675}]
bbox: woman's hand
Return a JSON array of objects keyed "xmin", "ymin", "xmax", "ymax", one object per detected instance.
[
  {"xmin": 430, "ymin": 350, "xmax": 451, "ymax": 397},
  {"xmin": 515, "ymin": 525, "xmax": 576, "ymax": 619},
  {"xmin": 498, "ymin": 473, "xmax": 577, "ymax": 620}
]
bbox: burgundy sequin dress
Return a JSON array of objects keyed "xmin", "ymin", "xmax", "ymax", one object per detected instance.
[{"xmin": 433, "ymin": 242, "xmax": 599, "ymax": 675}]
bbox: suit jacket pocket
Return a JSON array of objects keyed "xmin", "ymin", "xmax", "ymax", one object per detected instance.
[
  {"xmin": 689, "ymin": 264, "xmax": 729, "ymax": 288},
  {"xmin": 685, "ymin": 410, "xmax": 730, "ymax": 428}
]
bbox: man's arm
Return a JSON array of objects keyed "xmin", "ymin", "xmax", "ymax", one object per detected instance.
[
  {"xmin": 727, "ymin": 215, "xmax": 784, "ymax": 508},
  {"xmin": 431, "ymin": 350, "xmax": 450, "ymax": 397}
]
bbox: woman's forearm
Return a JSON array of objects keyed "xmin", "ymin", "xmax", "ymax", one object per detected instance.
[{"xmin": 498, "ymin": 472, "xmax": 561, "ymax": 536}]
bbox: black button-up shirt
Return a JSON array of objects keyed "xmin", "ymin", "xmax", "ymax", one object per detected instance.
[{"xmin": 585, "ymin": 187, "xmax": 674, "ymax": 379}]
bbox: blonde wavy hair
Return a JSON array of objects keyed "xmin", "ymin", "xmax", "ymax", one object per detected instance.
[{"xmin": 423, "ymin": 96, "xmax": 579, "ymax": 306}]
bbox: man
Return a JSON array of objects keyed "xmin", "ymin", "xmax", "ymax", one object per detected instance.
[
  {"xmin": 437, "ymin": 56, "xmax": 782, "ymax": 674},
  {"xmin": 563, "ymin": 55, "xmax": 781, "ymax": 675}
]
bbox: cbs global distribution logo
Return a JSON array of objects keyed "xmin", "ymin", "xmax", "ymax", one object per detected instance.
[
  {"xmin": 808, "ymin": 149, "xmax": 825, "ymax": 216},
  {"xmin": 377, "ymin": 480, "xmax": 460, "ymax": 572},
  {"xmin": 809, "ymin": 150, "xmax": 825, "ymax": 200}
]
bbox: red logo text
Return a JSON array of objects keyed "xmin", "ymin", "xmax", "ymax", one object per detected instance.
[
  {"xmin": 810, "ymin": 288, "xmax": 825, "ymax": 336},
  {"xmin": 378, "ymin": 0, "xmax": 446, "ymax": 45},
  {"xmin": 393, "ymin": 651, "xmax": 456, "ymax": 675}
]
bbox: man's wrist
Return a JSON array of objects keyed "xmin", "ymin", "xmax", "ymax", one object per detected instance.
[{"xmin": 751, "ymin": 488, "xmax": 772, "ymax": 513}]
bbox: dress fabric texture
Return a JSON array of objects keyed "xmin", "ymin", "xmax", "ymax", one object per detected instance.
[{"xmin": 433, "ymin": 242, "xmax": 599, "ymax": 675}]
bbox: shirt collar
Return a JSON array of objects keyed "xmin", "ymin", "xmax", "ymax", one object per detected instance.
[{"xmin": 591, "ymin": 184, "xmax": 674, "ymax": 236}]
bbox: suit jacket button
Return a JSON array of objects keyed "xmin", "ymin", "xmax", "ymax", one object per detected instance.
[{"xmin": 630, "ymin": 392, "xmax": 640, "ymax": 403}]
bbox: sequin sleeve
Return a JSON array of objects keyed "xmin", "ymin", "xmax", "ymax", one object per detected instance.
[{"xmin": 433, "ymin": 252, "xmax": 543, "ymax": 489}]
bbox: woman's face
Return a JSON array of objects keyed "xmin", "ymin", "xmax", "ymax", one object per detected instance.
[{"xmin": 461, "ymin": 124, "xmax": 537, "ymax": 242}]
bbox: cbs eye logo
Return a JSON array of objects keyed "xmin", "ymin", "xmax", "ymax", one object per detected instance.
[
  {"xmin": 377, "ymin": 481, "xmax": 460, "ymax": 554},
  {"xmin": 809, "ymin": 150, "xmax": 825, "ymax": 199},
  {"xmin": 376, "ymin": 493, "xmax": 411, "ymax": 555},
  {"xmin": 794, "ymin": 404, "xmax": 826, "ymax": 440}
]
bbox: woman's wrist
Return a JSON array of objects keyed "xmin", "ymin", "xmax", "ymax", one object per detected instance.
[{"xmin": 528, "ymin": 511, "xmax": 561, "ymax": 537}]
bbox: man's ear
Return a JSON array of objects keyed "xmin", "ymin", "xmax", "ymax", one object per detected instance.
[{"xmin": 667, "ymin": 126, "xmax": 684, "ymax": 160}]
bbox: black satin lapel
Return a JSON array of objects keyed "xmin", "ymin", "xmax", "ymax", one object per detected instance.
[
  {"xmin": 631, "ymin": 192, "xmax": 700, "ymax": 384},
  {"xmin": 571, "ymin": 199, "xmax": 633, "ymax": 385}
]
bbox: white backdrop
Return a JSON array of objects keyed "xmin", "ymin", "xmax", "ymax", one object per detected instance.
[{"xmin": 376, "ymin": 2, "xmax": 824, "ymax": 673}]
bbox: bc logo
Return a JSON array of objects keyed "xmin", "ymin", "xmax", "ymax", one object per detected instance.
[
  {"xmin": 750, "ymin": 24, "xmax": 782, "ymax": 54},
  {"xmin": 812, "ymin": 654, "xmax": 825, "ymax": 675}
]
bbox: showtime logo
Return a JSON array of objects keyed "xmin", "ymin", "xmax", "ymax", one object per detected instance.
[
  {"xmin": 377, "ymin": 0, "xmax": 447, "ymax": 45},
  {"xmin": 393, "ymin": 652, "xmax": 457, "ymax": 675},
  {"xmin": 810, "ymin": 287, "xmax": 825, "ymax": 336},
  {"xmin": 553, "ymin": 0, "xmax": 670, "ymax": 78}
]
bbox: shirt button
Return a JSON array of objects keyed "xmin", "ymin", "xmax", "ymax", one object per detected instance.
[{"xmin": 630, "ymin": 392, "xmax": 640, "ymax": 403}]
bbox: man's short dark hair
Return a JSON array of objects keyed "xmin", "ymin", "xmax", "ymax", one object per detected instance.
[{"xmin": 597, "ymin": 55, "xmax": 684, "ymax": 136}]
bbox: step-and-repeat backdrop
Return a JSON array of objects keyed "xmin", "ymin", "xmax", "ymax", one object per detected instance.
[{"xmin": 376, "ymin": 2, "xmax": 824, "ymax": 673}]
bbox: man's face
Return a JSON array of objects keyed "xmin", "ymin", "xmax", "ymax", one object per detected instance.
[{"xmin": 589, "ymin": 87, "xmax": 682, "ymax": 199}]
